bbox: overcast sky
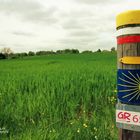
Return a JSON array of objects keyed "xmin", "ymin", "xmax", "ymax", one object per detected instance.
[{"xmin": 0, "ymin": 0, "xmax": 140, "ymax": 52}]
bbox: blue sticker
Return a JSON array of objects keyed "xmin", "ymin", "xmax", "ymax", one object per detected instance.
[{"xmin": 118, "ymin": 69, "xmax": 140, "ymax": 105}]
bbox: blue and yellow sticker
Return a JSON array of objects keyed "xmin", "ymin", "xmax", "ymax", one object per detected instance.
[{"xmin": 118, "ymin": 69, "xmax": 140, "ymax": 105}]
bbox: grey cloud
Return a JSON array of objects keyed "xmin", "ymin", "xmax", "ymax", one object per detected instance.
[
  {"xmin": 0, "ymin": 43, "xmax": 7, "ymax": 47},
  {"xmin": 61, "ymin": 8, "xmax": 115, "ymax": 51},
  {"xmin": 0, "ymin": 0, "xmax": 58, "ymax": 24},
  {"xmin": 69, "ymin": 30, "xmax": 94, "ymax": 37},
  {"xmin": 59, "ymin": 36, "xmax": 97, "ymax": 48},
  {"xmin": 26, "ymin": 6, "xmax": 58, "ymax": 24},
  {"xmin": 0, "ymin": 0, "xmax": 117, "ymax": 52},
  {"xmin": 13, "ymin": 44, "xmax": 24, "ymax": 47},
  {"xmin": 75, "ymin": 0, "xmax": 114, "ymax": 4},
  {"xmin": 0, "ymin": 43, "xmax": 8, "ymax": 50},
  {"xmin": 58, "ymin": 37, "xmax": 99, "ymax": 51},
  {"xmin": 63, "ymin": 17, "xmax": 114, "ymax": 38},
  {"xmin": 12, "ymin": 31, "xmax": 34, "ymax": 36},
  {"xmin": 61, "ymin": 9, "xmax": 94, "ymax": 30},
  {"xmin": 61, "ymin": 9, "xmax": 93, "ymax": 18},
  {"xmin": 62, "ymin": 19, "xmax": 85, "ymax": 30}
]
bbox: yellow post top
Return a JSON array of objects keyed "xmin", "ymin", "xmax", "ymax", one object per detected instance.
[{"xmin": 116, "ymin": 10, "xmax": 140, "ymax": 28}]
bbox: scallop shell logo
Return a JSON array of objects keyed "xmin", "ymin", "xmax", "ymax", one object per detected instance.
[{"xmin": 118, "ymin": 71, "xmax": 140, "ymax": 102}]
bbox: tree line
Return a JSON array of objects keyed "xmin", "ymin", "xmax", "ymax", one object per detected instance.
[{"xmin": 0, "ymin": 47, "xmax": 116, "ymax": 59}]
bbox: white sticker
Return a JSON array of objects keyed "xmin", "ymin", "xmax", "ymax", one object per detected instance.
[{"xmin": 116, "ymin": 110, "xmax": 140, "ymax": 126}]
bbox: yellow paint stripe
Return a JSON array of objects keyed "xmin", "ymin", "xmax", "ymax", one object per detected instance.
[
  {"xmin": 119, "ymin": 57, "xmax": 140, "ymax": 65},
  {"xmin": 116, "ymin": 10, "xmax": 140, "ymax": 28}
]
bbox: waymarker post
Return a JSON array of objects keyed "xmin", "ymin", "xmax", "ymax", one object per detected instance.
[{"xmin": 116, "ymin": 10, "xmax": 140, "ymax": 140}]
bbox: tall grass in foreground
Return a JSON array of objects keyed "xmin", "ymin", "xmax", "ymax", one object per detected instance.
[{"xmin": 0, "ymin": 53, "xmax": 117, "ymax": 140}]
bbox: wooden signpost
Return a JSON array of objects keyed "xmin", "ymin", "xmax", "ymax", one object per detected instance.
[{"xmin": 116, "ymin": 10, "xmax": 140, "ymax": 140}]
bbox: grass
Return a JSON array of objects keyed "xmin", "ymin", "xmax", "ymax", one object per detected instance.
[{"xmin": 0, "ymin": 52, "xmax": 117, "ymax": 140}]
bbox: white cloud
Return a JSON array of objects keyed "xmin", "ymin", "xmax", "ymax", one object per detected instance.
[
  {"xmin": 0, "ymin": 0, "xmax": 140, "ymax": 52},
  {"xmin": 0, "ymin": 0, "xmax": 58, "ymax": 24},
  {"xmin": 75, "ymin": 0, "xmax": 115, "ymax": 4}
]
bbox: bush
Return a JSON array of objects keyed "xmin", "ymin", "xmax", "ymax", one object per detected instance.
[
  {"xmin": 36, "ymin": 51, "xmax": 55, "ymax": 56},
  {"xmin": 0, "ymin": 53, "xmax": 6, "ymax": 59},
  {"xmin": 28, "ymin": 51, "xmax": 35, "ymax": 56},
  {"xmin": 56, "ymin": 49, "xmax": 79, "ymax": 54},
  {"xmin": 111, "ymin": 47, "xmax": 116, "ymax": 52},
  {"xmin": 97, "ymin": 49, "xmax": 101, "ymax": 52},
  {"xmin": 81, "ymin": 50, "xmax": 92, "ymax": 53}
]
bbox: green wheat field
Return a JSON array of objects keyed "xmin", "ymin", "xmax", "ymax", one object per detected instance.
[{"xmin": 0, "ymin": 52, "xmax": 118, "ymax": 140}]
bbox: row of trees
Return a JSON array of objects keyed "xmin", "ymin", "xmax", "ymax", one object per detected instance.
[{"xmin": 0, "ymin": 47, "xmax": 116, "ymax": 59}]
